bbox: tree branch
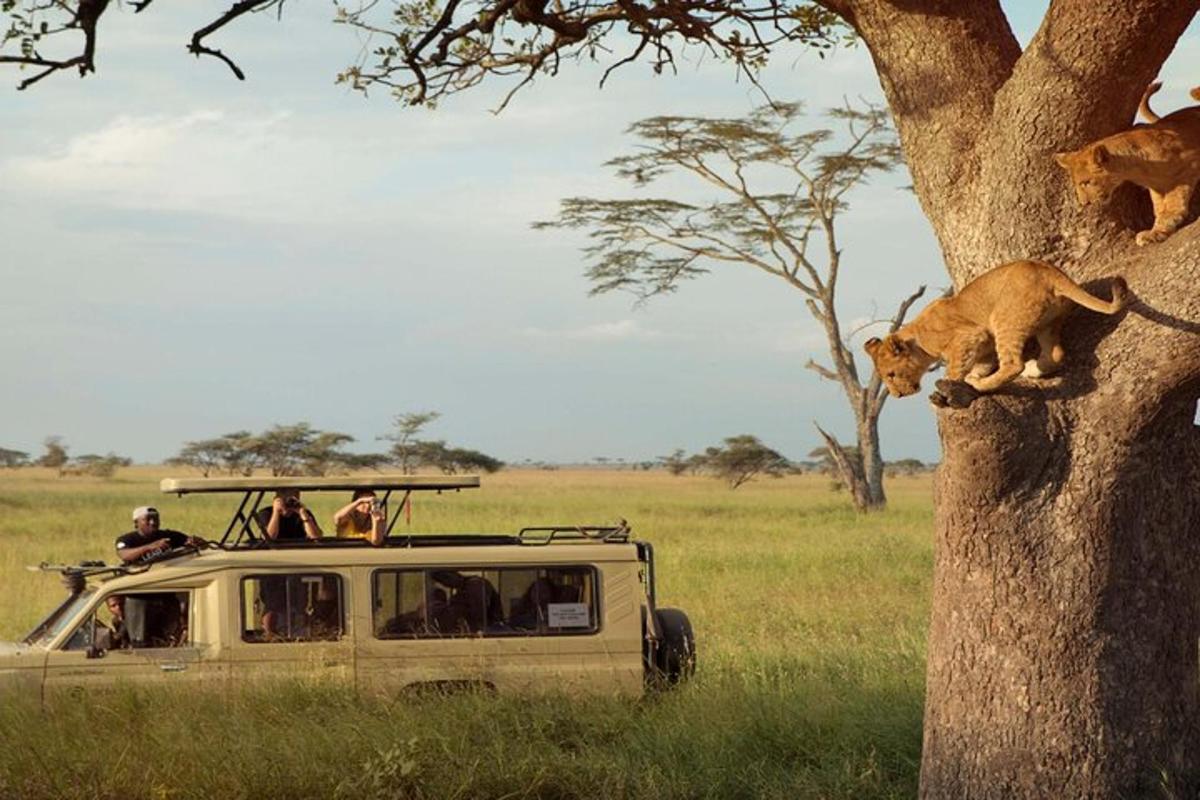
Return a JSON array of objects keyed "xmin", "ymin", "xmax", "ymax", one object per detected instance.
[
  {"xmin": 335, "ymin": 0, "xmax": 845, "ymax": 107},
  {"xmin": 1, "ymin": 0, "xmax": 108, "ymax": 90},
  {"xmin": 188, "ymin": 0, "xmax": 282, "ymax": 80},
  {"xmin": 813, "ymin": 421, "xmax": 865, "ymax": 501},
  {"xmin": 816, "ymin": 0, "xmax": 1020, "ymax": 275},
  {"xmin": 0, "ymin": 0, "xmax": 281, "ymax": 88},
  {"xmin": 805, "ymin": 359, "xmax": 840, "ymax": 382}
]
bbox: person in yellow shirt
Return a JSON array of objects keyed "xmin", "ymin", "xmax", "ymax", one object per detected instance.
[{"xmin": 333, "ymin": 489, "xmax": 386, "ymax": 546}]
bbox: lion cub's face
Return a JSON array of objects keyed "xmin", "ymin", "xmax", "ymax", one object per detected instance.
[
  {"xmin": 1054, "ymin": 146, "xmax": 1123, "ymax": 206},
  {"xmin": 864, "ymin": 336, "xmax": 926, "ymax": 397}
]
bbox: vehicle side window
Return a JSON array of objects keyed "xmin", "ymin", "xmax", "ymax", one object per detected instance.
[
  {"xmin": 241, "ymin": 573, "xmax": 344, "ymax": 643},
  {"xmin": 504, "ymin": 568, "xmax": 595, "ymax": 634},
  {"xmin": 373, "ymin": 566, "xmax": 597, "ymax": 639},
  {"xmin": 62, "ymin": 615, "xmax": 95, "ymax": 651},
  {"xmin": 61, "ymin": 591, "xmax": 190, "ymax": 651}
]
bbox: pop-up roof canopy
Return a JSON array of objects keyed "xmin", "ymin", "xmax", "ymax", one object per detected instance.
[
  {"xmin": 160, "ymin": 475, "xmax": 480, "ymax": 546},
  {"xmin": 161, "ymin": 475, "xmax": 479, "ymax": 494}
]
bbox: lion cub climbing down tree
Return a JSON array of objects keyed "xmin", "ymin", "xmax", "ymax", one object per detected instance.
[
  {"xmin": 864, "ymin": 260, "xmax": 1127, "ymax": 398},
  {"xmin": 1055, "ymin": 81, "xmax": 1200, "ymax": 246}
]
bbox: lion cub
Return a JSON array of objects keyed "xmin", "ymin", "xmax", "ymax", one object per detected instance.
[
  {"xmin": 864, "ymin": 260, "xmax": 1127, "ymax": 398},
  {"xmin": 1055, "ymin": 81, "xmax": 1200, "ymax": 246}
]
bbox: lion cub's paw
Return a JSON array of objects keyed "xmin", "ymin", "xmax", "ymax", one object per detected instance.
[
  {"xmin": 1135, "ymin": 228, "xmax": 1167, "ymax": 246},
  {"xmin": 1021, "ymin": 360, "xmax": 1045, "ymax": 379},
  {"xmin": 931, "ymin": 379, "xmax": 980, "ymax": 409}
]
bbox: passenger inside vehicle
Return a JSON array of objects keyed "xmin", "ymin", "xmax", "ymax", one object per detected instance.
[
  {"xmin": 430, "ymin": 571, "xmax": 503, "ymax": 634},
  {"xmin": 306, "ymin": 576, "xmax": 343, "ymax": 641},
  {"xmin": 381, "ymin": 587, "xmax": 448, "ymax": 636},
  {"xmin": 139, "ymin": 594, "xmax": 187, "ymax": 647},
  {"xmin": 106, "ymin": 593, "xmax": 187, "ymax": 648},
  {"xmin": 508, "ymin": 577, "xmax": 557, "ymax": 631},
  {"xmin": 253, "ymin": 574, "xmax": 343, "ymax": 642}
]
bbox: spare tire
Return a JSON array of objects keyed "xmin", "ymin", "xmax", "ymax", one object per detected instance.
[{"xmin": 652, "ymin": 607, "xmax": 696, "ymax": 687}]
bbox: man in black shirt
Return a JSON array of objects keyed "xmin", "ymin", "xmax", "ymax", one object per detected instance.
[
  {"xmin": 254, "ymin": 489, "xmax": 323, "ymax": 541},
  {"xmin": 115, "ymin": 506, "xmax": 204, "ymax": 562},
  {"xmin": 251, "ymin": 490, "xmax": 322, "ymax": 638}
]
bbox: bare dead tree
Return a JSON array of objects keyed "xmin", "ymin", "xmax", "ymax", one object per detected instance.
[
  {"xmin": 535, "ymin": 101, "xmax": 923, "ymax": 511},
  {"xmin": 7, "ymin": 2, "xmax": 1200, "ymax": 798}
]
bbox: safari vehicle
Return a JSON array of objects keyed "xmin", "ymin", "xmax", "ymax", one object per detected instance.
[{"xmin": 0, "ymin": 476, "xmax": 695, "ymax": 696}]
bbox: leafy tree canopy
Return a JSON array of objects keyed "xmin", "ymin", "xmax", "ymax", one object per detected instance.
[{"xmin": 0, "ymin": 447, "xmax": 29, "ymax": 468}]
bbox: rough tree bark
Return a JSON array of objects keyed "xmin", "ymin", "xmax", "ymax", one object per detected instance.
[{"xmin": 816, "ymin": 0, "xmax": 1200, "ymax": 796}]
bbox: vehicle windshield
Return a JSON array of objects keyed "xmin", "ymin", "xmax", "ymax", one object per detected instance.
[{"xmin": 22, "ymin": 589, "xmax": 97, "ymax": 646}]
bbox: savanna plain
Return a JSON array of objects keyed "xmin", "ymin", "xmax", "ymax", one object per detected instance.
[{"xmin": 0, "ymin": 467, "xmax": 933, "ymax": 800}]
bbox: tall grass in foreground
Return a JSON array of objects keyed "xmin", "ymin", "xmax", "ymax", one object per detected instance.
[{"xmin": 0, "ymin": 468, "xmax": 934, "ymax": 799}]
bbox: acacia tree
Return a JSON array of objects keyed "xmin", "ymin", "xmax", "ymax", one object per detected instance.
[
  {"xmin": 660, "ymin": 448, "xmax": 689, "ymax": 476},
  {"xmin": 7, "ymin": 1, "xmax": 1200, "ymax": 797},
  {"xmin": 380, "ymin": 411, "xmax": 442, "ymax": 474},
  {"xmin": 535, "ymin": 102, "xmax": 923, "ymax": 511},
  {"xmin": 250, "ymin": 422, "xmax": 358, "ymax": 476},
  {"xmin": 167, "ymin": 437, "xmax": 230, "ymax": 477},
  {"xmin": 0, "ymin": 447, "xmax": 29, "ymax": 468},
  {"xmin": 36, "ymin": 435, "xmax": 68, "ymax": 477},
  {"xmin": 705, "ymin": 434, "xmax": 791, "ymax": 488}
]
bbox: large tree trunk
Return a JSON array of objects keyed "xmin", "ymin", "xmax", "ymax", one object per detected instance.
[
  {"xmin": 814, "ymin": 0, "xmax": 1200, "ymax": 796},
  {"xmin": 926, "ymin": 374, "xmax": 1200, "ymax": 797}
]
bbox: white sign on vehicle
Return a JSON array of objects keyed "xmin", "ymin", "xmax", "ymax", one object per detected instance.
[{"xmin": 547, "ymin": 603, "xmax": 590, "ymax": 628}]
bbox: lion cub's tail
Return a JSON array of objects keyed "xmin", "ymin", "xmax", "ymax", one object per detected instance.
[
  {"xmin": 1139, "ymin": 82, "xmax": 1163, "ymax": 123},
  {"xmin": 1055, "ymin": 275, "xmax": 1128, "ymax": 315},
  {"xmin": 1141, "ymin": 83, "xmax": 1200, "ymax": 121}
]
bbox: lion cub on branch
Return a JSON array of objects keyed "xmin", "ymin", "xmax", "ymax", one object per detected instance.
[
  {"xmin": 1055, "ymin": 81, "xmax": 1200, "ymax": 246},
  {"xmin": 864, "ymin": 261, "xmax": 1127, "ymax": 398}
]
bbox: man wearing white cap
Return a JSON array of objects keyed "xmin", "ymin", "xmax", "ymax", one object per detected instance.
[{"xmin": 115, "ymin": 506, "xmax": 202, "ymax": 562}]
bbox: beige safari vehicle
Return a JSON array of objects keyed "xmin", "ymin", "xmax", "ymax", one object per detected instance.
[{"xmin": 0, "ymin": 476, "xmax": 695, "ymax": 696}]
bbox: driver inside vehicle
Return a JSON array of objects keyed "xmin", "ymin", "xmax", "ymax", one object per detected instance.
[
  {"xmin": 102, "ymin": 594, "xmax": 132, "ymax": 650},
  {"xmin": 115, "ymin": 506, "xmax": 205, "ymax": 563}
]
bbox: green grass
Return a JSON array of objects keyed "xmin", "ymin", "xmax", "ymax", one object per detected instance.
[{"xmin": 0, "ymin": 467, "xmax": 934, "ymax": 799}]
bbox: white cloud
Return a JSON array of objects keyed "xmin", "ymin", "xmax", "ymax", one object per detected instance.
[
  {"xmin": 768, "ymin": 321, "xmax": 828, "ymax": 354},
  {"xmin": 522, "ymin": 319, "xmax": 663, "ymax": 342},
  {"xmin": 5, "ymin": 109, "xmax": 296, "ymax": 217}
]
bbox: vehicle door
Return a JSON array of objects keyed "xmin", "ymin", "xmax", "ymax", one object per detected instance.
[
  {"xmin": 227, "ymin": 570, "xmax": 355, "ymax": 685},
  {"xmin": 354, "ymin": 566, "xmax": 501, "ymax": 693},
  {"xmin": 491, "ymin": 563, "xmax": 642, "ymax": 694},
  {"xmin": 41, "ymin": 584, "xmax": 227, "ymax": 692}
]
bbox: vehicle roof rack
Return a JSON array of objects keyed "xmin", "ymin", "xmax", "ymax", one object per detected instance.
[
  {"xmin": 234, "ymin": 534, "xmax": 524, "ymax": 550},
  {"xmin": 161, "ymin": 475, "xmax": 479, "ymax": 494},
  {"xmin": 168, "ymin": 475, "xmax": 481, "ymax": 547},
  {"xmin": 215, "ymin": 525, "xmax": 634, "ymax": 550},
  {"xmin": 517, "ymin": 520, "xmax": 631, "ymax": 545}
]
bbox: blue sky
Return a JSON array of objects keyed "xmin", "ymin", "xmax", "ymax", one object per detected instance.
[{"xmin": 1, "ymin": 3, "xmax": 1198, "ymax": 465}]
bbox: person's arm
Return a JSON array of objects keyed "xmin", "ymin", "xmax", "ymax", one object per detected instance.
[
  {"xmin": 265, "ymin": 497, "xmax": 285, "ymax": 540},
  {"xmin": 166, "ymin": 530, "xmax": 203, "ymax": 550},
  {"xmin": 297, "ymin": 505, "xmax": 323, "ymax": 540},
  {"xmin": 369, "ymin": 507, "xmax": 386, "ymax": 547},
  {"xmin": 332, "ymin": 499, "xmax": 360, "ymax": 527},
  {"xmin": 116, "ymin": 537, "xmax": 171, "ymax": 562}
]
